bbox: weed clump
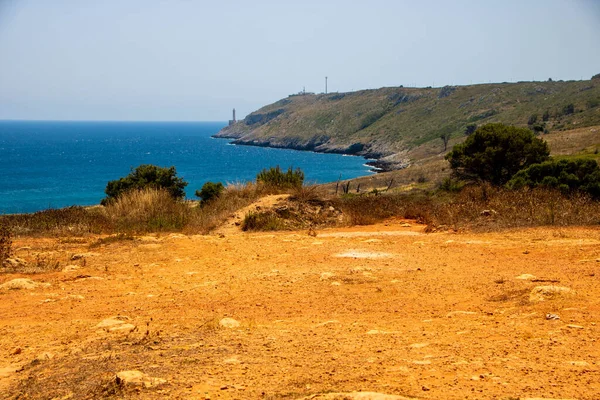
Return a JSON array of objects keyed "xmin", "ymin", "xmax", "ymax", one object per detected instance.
[
  {"xmin": 241, "ymin": 211, "xmax": 284, "ymax": 231},
  {"xmin": 256, "ymin": 166, "xmax": 304, "ymax": 189}
]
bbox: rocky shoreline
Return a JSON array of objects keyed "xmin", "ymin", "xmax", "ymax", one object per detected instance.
[{"xmin": 213, "ymin": 133, "xmax": 404, "ymax": 173}]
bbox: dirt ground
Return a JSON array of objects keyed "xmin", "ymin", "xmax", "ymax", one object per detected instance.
[{"xmin": 1, "ymin": 216, "xmax": 599, "ymax": 399}]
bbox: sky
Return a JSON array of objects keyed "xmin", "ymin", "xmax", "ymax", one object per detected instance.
[{"xmin": 0, "ymin": 0, "xmax": 599, "ymax": 121}]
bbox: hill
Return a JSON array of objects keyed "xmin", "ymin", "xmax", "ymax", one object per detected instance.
[{"xmin": 214, "ymin": 78, "xmax": 600, "ymax": 170}]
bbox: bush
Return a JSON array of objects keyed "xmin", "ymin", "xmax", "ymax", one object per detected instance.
[
  {"xmin": 464, "ymin": 124, "xmax": 477, "ymax": 136},
  {"xmin": 195, "ymin": 182, "xmax": 224, "ymax": 204},
  {"xmin": 562, "ymin": 103, "xmax": 575, "ymax": 115},
  {"xmin": 508, "ymin": 158, "xmax": 600, "ymax": 198},
  {"xmin": 527, "ymin": 114, "xmax": 538, "ymax": 125},
  {"xmin": 256, "ymin": 166, "xmax": 304, "ymax": 189},
  {"xmin": 103, "ymin": 164, "xmax": 187, "ymax": 204},
  {"xmin": 445, "ymin": 123, "xmax": 550, "ymax": 185},
  {"xmin": 592, "ymin": 73, "xmax": 600, "ymax": 80},
  {"xmin": 542, "ymin": 109, "xmax": 550, "ymax": 122}
]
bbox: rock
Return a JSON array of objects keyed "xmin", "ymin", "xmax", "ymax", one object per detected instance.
[
  {"xmin": 62, "ymin": 265, "xmax": 80, "ymax": 272},
  {"xmin": 545, "ymin": 313, "xmax": 560, "ymax": 320},
  {"xmin": 516, "ymin": 274, "xmax": 537, "ymax": 280},
  {"xmin": 480, "ymin": 209, "xmax": 497, "ymax": 216},
  {"xmin": 566, "ymin": 324, "xmax": 584, "ymax": 330},
  {"xmin": 109, "ymin": 323, "xmax": 136, "ymax": 333},
  {"xmin": 300, "ymin": 392, "xmax": 413, "ymax": 400},
  {"xmin": 0, "ymin": 279, "xmax": 49, "ymax": 290},
  {"xmin": 2, "ymin": 257, "xmax": 27, "ymax": 268},
  {"xmin": 115, "ymin": 370, "xmax": 166, "ymax": 388},
  {"xmin": 219, "ymin": 318, "xmax": 240, "ymax": 328},
  {"xmin": 95, "ymin": 316, "xmax": 131, "ymax": 329},
  {"xmin": 529, "ymin": 286, "xmax": 572, "ymax": 302},
  {"xmin": 400, "ymin": 223, "xmax": 411, "ymax": 227},
  {"xmin": 446, "ymin": 311, "xmax": 477, "ymax": 317},
  {"xmin": 320, "ymin": 272, "xmax": 335, "ymax": 280}
]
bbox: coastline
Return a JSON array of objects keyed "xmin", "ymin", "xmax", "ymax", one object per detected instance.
[{"xmin": 212, "ymin": 134, "xmax": 403, "ymax": 173}]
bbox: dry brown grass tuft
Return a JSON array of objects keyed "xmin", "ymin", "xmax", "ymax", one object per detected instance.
[
  {"xmin": 185, "ymin": 182, "xmax": 266, "ymax": 233},
  {"xmin": 0, "ymin": 206, "xmax": 111, "ymax": 237},
  {"xmin": 338, "ymin": 184, "xmax": 600, "ymax": 230},
  {"xmin": 104, "ymin": 188, "xmax": 189, "ymax": 233}
]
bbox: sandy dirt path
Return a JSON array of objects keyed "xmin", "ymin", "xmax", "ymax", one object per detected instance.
[{"xmin": 0, "ymin": 220, "xmax": 599, "ymax": 399}]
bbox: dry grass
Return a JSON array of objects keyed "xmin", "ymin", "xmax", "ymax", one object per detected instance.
[
  {"xmin": 337, "ymin": 184, "xmax": 600, "ymax": 230},
  {"xmin": 104, "ymin": 188, "xmax": 189, "ymax": 233},
  {"xmin": 0, "ymin": 206, "xmax": 111, "ymax": 237},
  {"xmin": 185, "ymin": 182, "xmax": 266, "ymax": 233}
]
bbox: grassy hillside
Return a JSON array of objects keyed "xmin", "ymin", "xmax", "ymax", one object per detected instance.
[{"xmin": 215, "ymin": 78, "xmax": 600, "ymax": 169}]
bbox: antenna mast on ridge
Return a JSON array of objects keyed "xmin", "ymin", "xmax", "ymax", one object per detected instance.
[{"xmin": 325, "ymin": 76, "xmax": 328, "ymax": 94}]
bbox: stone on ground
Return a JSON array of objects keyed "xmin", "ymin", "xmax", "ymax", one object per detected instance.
[
  {"xmin": 115, "ymin": 370, "xmax": 166, "ymax": 388},
  {"xmin": 529, "ymin": 286, "xmax": 572, "ymax": 302},
  {"xmin": 0, "ymin": 278, "xmax": 49, "ymax": 290},
  {"xmin": 219, "ymin": 317, "xmax": 240, "ymax": 328}
]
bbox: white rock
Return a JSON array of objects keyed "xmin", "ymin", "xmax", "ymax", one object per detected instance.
[
  {"xmin": 62, "ymin": 265, "xmax": 80, "ymax": 272},
  {"xmin": 320, "ymin": 272, "xmax": 335, "ymax": 280},
  {"xmin": 0, "ymin": 279, "xmax": 49, "ymax": 290},
  {"xmin": 95, "ymin": 316, "xmax": 130, "ymax": 328},
  {"xmin": 115, "ymin": 370, "xmax": 166, "ymax": 388},
  {"xmin": 529, "ymin": 286, "xmax": 572, "ymax": 302},
  {"xmin": 219, "ymin": 318, "xmax": 240, "ymax": 328},
  {"xmin": 110, "ymin": 323, "xmax": 136, "ymax": 333},
  {"xmin": 516, "ymin": 274, "xmax": 536, "ymax": 280}
]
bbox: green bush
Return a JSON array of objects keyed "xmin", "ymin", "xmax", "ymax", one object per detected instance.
[
  {"xmin": 508, "ymin": 158, "xmax": 600, "ymax": 198},
  {"xmin": 195, "ymin": 182, "xmax": 224, "ymax": 204},
  {"xmin": 464, "ymin": 124, "xmax": 477, "ymax": 136},
  {"xmin": 445, "ymin": 123, "xmax": 550, "ymax": 185},
  {"xmin": 256, "ymin": 166, "xmax": 304, "ymax": 189},
  {"xmin": 103, "ymin": 164, "xmax": 187, "ymax": 204}
]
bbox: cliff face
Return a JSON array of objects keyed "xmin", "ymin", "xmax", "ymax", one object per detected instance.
[{"xmin": 214, "ymin": 80, "xmax": 600, "ymax": 170}]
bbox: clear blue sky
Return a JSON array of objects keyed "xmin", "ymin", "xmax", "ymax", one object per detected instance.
[{"xmin": 1, "ymin": 0, "xmax": 599, "ymax": 121}]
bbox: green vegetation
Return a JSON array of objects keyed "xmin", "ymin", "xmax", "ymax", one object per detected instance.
[
  {"xmin": 103, "ymin": 164, "xmax": 187, "ymax": 205},
  {"xmin": 256, "ymin": 166, "xmax": 304, "ymax": 189},
  {"xmin": 445, "ymin": 123, "xmax": 550, "ymax": 184},
  {"xmin": 216, "ymin": 79, "xmax": 600, "ymax": 166},
  {"xmin": 195, "ymin": 182, "xmax": 224, "ymax": 204},
  {"xmin": 508, "ymin": 158, "xmax": 600, "ymax": 198}
]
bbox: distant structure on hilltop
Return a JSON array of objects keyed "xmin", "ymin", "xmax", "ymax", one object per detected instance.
[{"xmin": 228, "ymin": 108, "xmax": 236, "ymax": 126}]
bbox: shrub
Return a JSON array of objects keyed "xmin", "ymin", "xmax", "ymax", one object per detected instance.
[
  {"xmin": 527, "ymin": 114, "xmax": 538, "ymax": 125},
  {"xmin": 562, "ymin": 103, "xmax": 575, "ymax": 115},
  {"xmin": 464, "ymin": 124, "xmax": 477, "ymax": 136},
  {"xmin": 592, "ymin": 73, "xmax": 600, "ymax": 80},
  {"xmin": 195, "ymin": 182, "xmax": 224, "ymax": 204},
  {"xmin": 542, "ymin": 109, "xmax": 550, "ymax": 122},
  {"xmin": 103, "ymin": 164, "xmax": 187, "ymax": 204},
  {"xmin": 256, "ymin": 166, "xmax": 304, "ymax": 189},
  {"xmin": 508, "ymin": 158, "xmax": 600, "ymax": 198},
  {"xmin": 445, "ymin": 123, "xmax": 550, "ymax": 185}
]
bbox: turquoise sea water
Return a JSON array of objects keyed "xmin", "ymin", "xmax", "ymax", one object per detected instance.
[{"xmin": 0, "ymin": 120, "xmax": 373, "ymax": 214}]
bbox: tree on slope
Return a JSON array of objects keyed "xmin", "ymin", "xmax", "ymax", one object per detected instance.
[
  {"xmin": 103, "ymin": 164, "xmax": 187, "ymax": 204},
  {"xmin": 445, "ymin": 123, "xmax": 550, "ymax": 185}
]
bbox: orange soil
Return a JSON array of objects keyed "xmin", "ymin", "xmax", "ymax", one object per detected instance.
[{"xmin": 1, "ymin": 219, "xmax": 599, "ymax": 399}]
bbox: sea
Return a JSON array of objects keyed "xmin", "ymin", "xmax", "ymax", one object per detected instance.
[{"xmin": 0, "ymin": 120, "xmax": 373, "ymax": 214}]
